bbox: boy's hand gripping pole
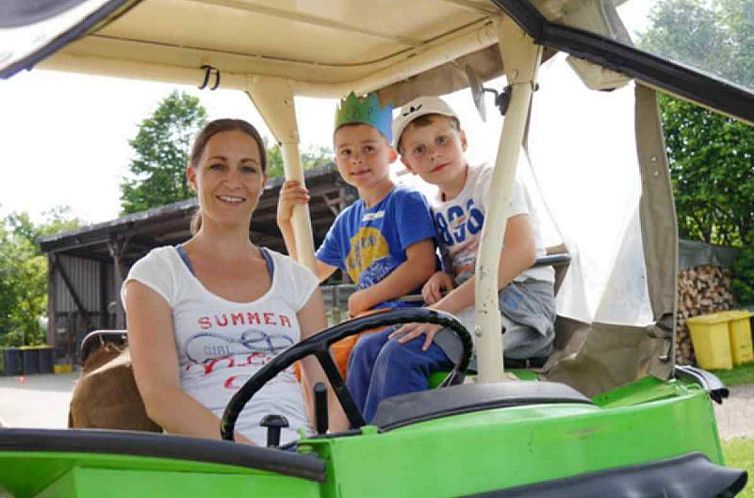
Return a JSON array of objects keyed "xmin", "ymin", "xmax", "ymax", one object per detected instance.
[{"xmin": 245, "ymin": 76, "xmax": 318, "ymax": 272}]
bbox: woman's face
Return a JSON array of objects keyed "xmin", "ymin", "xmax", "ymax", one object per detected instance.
[{"xmin": 187, "ymin": 129, "xmax": 266, "ymax": 229}]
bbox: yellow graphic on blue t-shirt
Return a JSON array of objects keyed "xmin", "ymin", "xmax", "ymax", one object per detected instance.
[{"xmin": 346, "ymin": 227, "xmax": 399, "ymax": 287}]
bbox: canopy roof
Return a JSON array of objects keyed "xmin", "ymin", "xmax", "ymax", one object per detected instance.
[
  {"xmin": 2, "ymin": 0, "xmax": 751, "ymax": 121},
  {"xmin": 51, "ymin": 0, "xmax": 496, "ymax": 84}
]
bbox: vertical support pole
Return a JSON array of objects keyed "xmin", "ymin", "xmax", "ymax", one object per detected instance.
[
  {"xmin": 109, "ymin": 237, "xmax": 129, "ymax": 330},
  {"xmin": 47, "ymin": 255, "xmax": 57, "ymax": 348},
  {"xmin": 99, "ymin": 261, "xmax": 109, "ymax": 329},
  {"xmin": 474, "ymin": 18, "xmax": 543, "ymax": 383},
  {"xmin": 245, "ymin": 77, "xmax": 317, "ymax": 272}
]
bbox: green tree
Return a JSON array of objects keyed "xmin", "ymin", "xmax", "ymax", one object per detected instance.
[
  {"xmin": 639, "ymin": 0, "xmax": 753, "ymax": 246},
  {"xmin": 0, "ymin": 209, "xmax": 81, "ymax": 347},
  {"xmin": 639, "ymin": 0, "xmax": 754, "ymax": 303},
  {"xmin": 120, "ymin": 91, "xmax": 207, "ymax": 214},
  {"xmin": 640, "ymin": 0, "xmax": 753, "ymax": 90},
  {"xmin": 265, "ymin": 141, "xmax": 333, "ymax": 178},
  {"xmin": 658, "ymin": 95, "xmax": 754, "ymax": 246}
]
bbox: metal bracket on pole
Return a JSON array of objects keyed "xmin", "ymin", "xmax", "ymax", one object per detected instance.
[
  {"xmin": 245, "ymin": 76, "xmax": 317, "ymax": 272},
  {"xmin": 474, "ymin": 17, "xmax": 543, "ymax": 384}
]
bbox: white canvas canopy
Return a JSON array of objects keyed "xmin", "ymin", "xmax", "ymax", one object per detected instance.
[{"xmin": 2, "ymin": 0, "xmax": 752, "ymax": 394}]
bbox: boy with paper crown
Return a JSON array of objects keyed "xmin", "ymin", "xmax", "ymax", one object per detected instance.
[
  {"xmin": 278, "ymin": 92, "xmax": 436, "ymax": 313},
  {"xmin": 279, "ymin": 93, "xmax": 461, "ymax": 413},
  {"xmin": 387, "ymin": 95, "xmax": 557, "ymax": 371}
]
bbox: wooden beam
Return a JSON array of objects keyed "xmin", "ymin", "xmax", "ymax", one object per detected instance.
[
  {"xmin": 108, "ymin": 237, "xmax": 130, "ymax": 329},
  {"xmin": 47, "ymin": 255, "xmax": 57, "ymax": 346},
  {"xmin": 99, "ymin": 261, "xmax": 110, "ymax": 329}
]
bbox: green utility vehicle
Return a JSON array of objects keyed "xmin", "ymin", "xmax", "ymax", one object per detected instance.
[{"xmin": 0, "ymin": 0, "xmax": 751, "ymax": 496}]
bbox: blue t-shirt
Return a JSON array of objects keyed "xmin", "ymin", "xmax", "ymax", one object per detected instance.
[{"xmin": 316, "ymin": 185, "xmax": 436, "ymax": 309}]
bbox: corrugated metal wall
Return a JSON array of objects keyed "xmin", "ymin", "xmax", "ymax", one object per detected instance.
[
  {"xmin": 54, "ymin": 255, "xmax": 103, "ymax": 313},
  {"xmin": 52, "ymin": 255, "xmax": 121, "ymax": 362}
]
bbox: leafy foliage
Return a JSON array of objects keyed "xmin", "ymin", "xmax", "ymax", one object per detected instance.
[
  {"xmin": 639, "ymin": 0, "xmax": 754, "ymax": 301},
  {"xmin": 658, "ymin": 94, "xmax": 754, "ymax": 246},
  {"xmin": 120, "ymin": 91, "xmax": 207, "ymax": 214},
  {"xmin": 640, "ymin": 0, "xmax": 753, "ymax": 89},
  {"xmin": 265, "ymin": 141, "xmax": 333, "ymax": 178},
  {"xmin": 732, "ymin": 246, "xmax": 754, "ymax": 305},
  {"xmin": 0, "ymin": 209, "xmax": 81, "ymax": 346}
]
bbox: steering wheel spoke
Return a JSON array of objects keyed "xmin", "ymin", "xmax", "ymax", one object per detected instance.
[{"xmin": 313, "ymin": 348, "xmax": 366, "ymax": 428}]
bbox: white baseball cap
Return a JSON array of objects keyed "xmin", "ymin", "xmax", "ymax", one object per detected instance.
[{"xmin": 392, "ymin": 96, "xmax": 458, "ymax": 149}]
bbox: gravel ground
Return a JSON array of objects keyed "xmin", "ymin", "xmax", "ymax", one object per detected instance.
[
  {"xmin": 0, "ymin": 373, "xmax": 752, "ymax": 441},
  {"xmin": 0, "ymin": 373, "xmax": 76, "ymax": 428},
  {"xmin": 714, "ymin": 383, "xmax": 754, "ymax": 441}
]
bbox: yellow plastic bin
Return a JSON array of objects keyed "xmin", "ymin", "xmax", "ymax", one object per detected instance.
[
  {"xmin": 723, "ymin": 310, "xmax": 754, "ymax": 366},
  {"xmin": 687, "ymin": 313, "xmax": 733, "ymax": 370}
]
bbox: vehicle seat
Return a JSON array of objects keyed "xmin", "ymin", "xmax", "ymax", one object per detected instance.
[
  {"xmin": 544, "ymin": 243, "xmax": 570, "ymax": 296},
  {"xmin": 69, "ymin": 330, "xmax": 161, "ymax": 432}
]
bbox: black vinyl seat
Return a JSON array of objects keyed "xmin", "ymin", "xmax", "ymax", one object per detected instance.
[{"xmin": 372, "ymin": 382, "xmax": 593, "ymax": 431}]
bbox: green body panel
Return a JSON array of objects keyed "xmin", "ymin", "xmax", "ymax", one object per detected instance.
[
  {"xmin": 0, "ymin": 453, "xmax": 320, "ymax": 498},
  {"xmin": 592, "ymin": 376, "xmax": 697, "ymax": 408},
  {"xmin": 300, "ymin": 385, "xmax": 722, "ymax": 497},
  {"xmin": 0, "ymin": 379, "xmax": 724, "ymax": 497},
  {"xmin": 427, "ymin": 369, "xmax": 538, "ymax": 388}
]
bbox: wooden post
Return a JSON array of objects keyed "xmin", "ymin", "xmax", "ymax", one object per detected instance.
[
  {"xmin": 99, "ymin": 261, "xmax": 109, "ymax": 328},
  {"xmin": 108, "ymin": 237, "xmax": 130, "ymax": 329},
  {"xmin": 47, "ymin": 255, "xmax": 57, "ymax": 347}
]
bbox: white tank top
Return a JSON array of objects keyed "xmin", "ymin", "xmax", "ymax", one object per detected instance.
[{"xmin": 122, "ymin": 246, "xmax": 319, "ymax": 445}]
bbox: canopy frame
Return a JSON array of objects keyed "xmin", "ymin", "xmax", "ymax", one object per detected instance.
[{"xmin": 474, "ymin": 17, "xmax": 543, "ymax": 382}]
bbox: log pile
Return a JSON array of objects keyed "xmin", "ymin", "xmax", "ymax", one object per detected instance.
[{"xmin": 675, "ymin": 265, "xmax": 735, "ymax": 365}]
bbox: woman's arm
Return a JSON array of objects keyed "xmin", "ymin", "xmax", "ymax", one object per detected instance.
[
  {"xmin": 125, "ymin": 281, "xmax": 252, "ymax": 443},
  {"xmin": 297, "ymin": 288, "xmax": 349, "ymax": 432}
]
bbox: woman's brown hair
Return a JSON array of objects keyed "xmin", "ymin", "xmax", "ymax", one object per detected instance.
[{"xmin": 189, "ymin": 119, "xmax": 267, "ymax": 233}]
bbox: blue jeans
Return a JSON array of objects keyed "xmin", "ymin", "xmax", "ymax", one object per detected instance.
[{"xmin": 346, "ymin": 328, "xmax": 454, "ymax": 423}]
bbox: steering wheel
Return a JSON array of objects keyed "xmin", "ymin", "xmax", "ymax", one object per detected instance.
[{"xmin": 220, "ymin": 308, "xmax": 473, "ymax": 441}]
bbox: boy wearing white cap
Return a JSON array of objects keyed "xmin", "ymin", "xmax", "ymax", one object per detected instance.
[{"xmin": 389, "ymin": 96, "xmax": 556, "ymax": 368}]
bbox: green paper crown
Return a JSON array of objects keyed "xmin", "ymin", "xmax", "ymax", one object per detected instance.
[{"xmin": 334, "ymin": 92, "xmax": 393, "ymax": 141}]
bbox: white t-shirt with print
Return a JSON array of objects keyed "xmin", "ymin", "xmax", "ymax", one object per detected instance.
[
  {"xmin": 122, "ymin": 246, "xmax": 319, "ymax": 445},
  {"xmin": 431, "ymin": 163, "xmax": 554, "ymax": 285}
]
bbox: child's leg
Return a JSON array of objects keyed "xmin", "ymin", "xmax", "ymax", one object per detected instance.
[
  {"xmin": 498, "ymin": 280, "xmax": 556, "ymax": 360},
  {"xmin": 362, "ymin": 336, "xmax": 454, "ymax": 422},
  {"xmin": 345, "ymin": 328, "xmax": 393, "ymax": 414},
  {"xmin": 501, "ymin": 314, "xmax": 554, "ymax": 359}
]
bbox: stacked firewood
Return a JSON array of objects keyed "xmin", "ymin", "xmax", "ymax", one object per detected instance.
[{"xmin": 675, "ymin": 265, "xmax": 735, "ymax": 365}]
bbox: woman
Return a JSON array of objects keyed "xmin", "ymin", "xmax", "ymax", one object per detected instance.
[{"xmin": 123, "ymin": 119, "xmax": 343, "ymax": 445}]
